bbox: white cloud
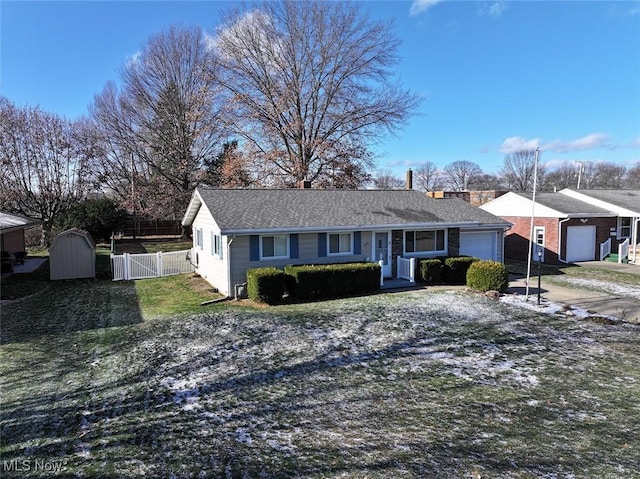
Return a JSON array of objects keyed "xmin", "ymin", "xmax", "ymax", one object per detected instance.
[
  {"xmin": 478, "ymin": 1, "xmax": 507, "ymax": 17},
  {"xmin": 546, "ymin": 133, "xmax": 610, "ymax": 153},
  {"xmin": 409, "ymin": 0, "xmax": 443, "ymax": 16},
  {"xmin": 499, "ymin": 133, "xmax": 612, "ymax": 155},
  {"xmin": 499, "ymin": 136, "xmax": 541, "ymax": 154}
]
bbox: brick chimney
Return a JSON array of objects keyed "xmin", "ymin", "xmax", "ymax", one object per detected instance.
[
  {"xmin": 406, "ymin": 168, "xmax": 413, "ymax": 190},
  {"xmin": 299, "ymin": 179, "xmax": 312, "ymax": 189}
]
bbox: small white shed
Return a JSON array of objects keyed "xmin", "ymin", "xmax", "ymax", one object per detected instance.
[{"xmin": 50, "ymin": 228, "xmax": 96, "ymax": 280}]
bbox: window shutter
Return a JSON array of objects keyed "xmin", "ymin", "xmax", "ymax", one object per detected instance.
[
  {"xmin": 250, "ymin": 235, "xmax": 260, "ymax": 261},
  {"xmin": 318, "ymin": 233, "xmax": 327, "ymax": 257},
  {"xmin": 354, "ymin": 231, "xmax": 361, "ymax": 255},
  {"xmin": 290, "ymin": 234, "xmax": 299, "ymax": 259}
]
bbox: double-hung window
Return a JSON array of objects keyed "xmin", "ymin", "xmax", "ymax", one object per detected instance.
[
  {"xmin": 618, "ymin": 217, "xmax": 631, "ymax": 239},
  {"xmin": 328, "ymin": 233, "xmax": 352, "ymax": 255},
  {"xmin": 405, "ymin": 229, "xmax": 446, "ymax": 254},
  {"xmin": 195, "ymin": 228, "xmax": 203, "ymax": 250},
  {"xmin": 261, "ymin": 235, "xmax": 289, "ymax": 259},
  {"xmin": 211, "ymin": 233, "xmax": 222, "ymax": 258}
]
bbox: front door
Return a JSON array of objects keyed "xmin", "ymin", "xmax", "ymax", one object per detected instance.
[{"xmin": 374, "ymin": 231, "xmax": 392, "ymax": 277}]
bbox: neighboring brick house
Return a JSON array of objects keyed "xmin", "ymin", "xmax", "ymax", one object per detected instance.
[
  {"xmin": 480, "ymin": 191, "xmax": 619, "ymax": 264},
  {"xmin": 426, "ymin": 190, "xmax": 508, "ymax": 206}
]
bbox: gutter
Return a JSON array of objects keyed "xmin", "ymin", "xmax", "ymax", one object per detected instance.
[{"xmin": 219, "ymin": 222, "xmax": 511, "ymax": 236}]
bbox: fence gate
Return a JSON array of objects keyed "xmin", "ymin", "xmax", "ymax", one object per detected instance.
[{"xmin": 111, "ymin": 250, "xmax": 194, "ymax": 281}]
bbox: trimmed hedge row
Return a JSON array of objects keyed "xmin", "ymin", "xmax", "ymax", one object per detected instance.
[
  {"xmin": 285, "ymin": 263, "xmax": 380, "ymax": 300},
  {"xmin": 416, "ymin": 256, "xmax": 479, "ymax": 285},
  {"xmin": 246, "ymin": 262, "xmax": 381, "ymax": 304},
  {"xmin": 246, "ymin": 267, "xmax": 287, "ymax": 304}
]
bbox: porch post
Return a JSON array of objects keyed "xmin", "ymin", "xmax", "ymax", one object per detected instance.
[{"xmin": 379, "ymin": 260, "xmax": 384, "ymax": 286}]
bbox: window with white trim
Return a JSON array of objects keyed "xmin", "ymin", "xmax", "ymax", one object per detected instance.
[
  {"xmin": 195, "ymin": 228, "xmax": 203, "ymax": 250},
  {"xmin": 261, "ymin": 235, "xmax": 289, "ymax": 259},
  {"xmin": 211, "ymin": 232, "xmax": 222, "ymax": 257},
  {"xmin": 328, "ymin": 232, "xmax": 352, "ymax": 255},
  {"xmin": 618, "ymin": 217, "xmax": 631, "ymax": 238},
  {"xmin": 405, "ymin": 230, "xmax": 446, "ymax": 253}
]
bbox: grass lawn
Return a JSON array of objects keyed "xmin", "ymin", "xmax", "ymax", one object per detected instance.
[{"xmin": 1, "ymin": 282, "xmax": 639, "ymax": 478}]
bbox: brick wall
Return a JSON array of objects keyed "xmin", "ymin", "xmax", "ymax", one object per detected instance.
[{"xmin": 502, "ymin": 215, "xmax": 618, "ymax": 263}]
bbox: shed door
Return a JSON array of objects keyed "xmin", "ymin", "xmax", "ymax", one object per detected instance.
[
  {"xmin": 459, "ymin": 231, "xmax": 497, "ymax": 260},
  {"xmin": 566, "ymin": 226, "xmax": 596, "ymax": 262}
]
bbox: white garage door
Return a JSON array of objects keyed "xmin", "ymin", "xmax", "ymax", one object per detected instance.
[
  {"xmin": 459, "ymin": 232, "xmax": 497, "ymax": 260},
  {"xmin": 566, "ymin": 226, "xmax": 596, "ymax": 262}
]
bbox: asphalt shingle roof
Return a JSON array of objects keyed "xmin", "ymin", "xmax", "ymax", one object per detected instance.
[
  {"xmin": 190, "ymin": 187, "xmax": 509, "ymax": 233},
  {"xmin": 514, "ymin": 192, "xmax": 614, "ymax": 216},
  {"xmin": 564, "ymin": 189, "xmax": 640, "ymax": 213}
]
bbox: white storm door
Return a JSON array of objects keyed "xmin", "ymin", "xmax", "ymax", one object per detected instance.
[{"xmin": 374, "ymin": 231, "xmax": 392, "ymax": 277}]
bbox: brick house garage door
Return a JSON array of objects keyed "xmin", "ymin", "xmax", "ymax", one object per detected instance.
[
  {"xmin": 459, "ymin": 231, "xmax": 497, "ymax": 260},
  {"xmin": 566, "ymin": 225, "xmax": 596, "ymax": 262}
]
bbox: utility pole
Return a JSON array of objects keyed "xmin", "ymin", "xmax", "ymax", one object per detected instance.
[
  {"xmin": 525, "ymin": 147, "xmax": 540, "ymax": 301},
  {"xmin": 576, "ymin": 161, "xmax": 584, "ymax": 189}
]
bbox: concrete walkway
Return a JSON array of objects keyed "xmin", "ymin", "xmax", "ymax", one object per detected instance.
[{"xmin": 508, "ymin": 261, "xmax": 640, "ymax": 323}]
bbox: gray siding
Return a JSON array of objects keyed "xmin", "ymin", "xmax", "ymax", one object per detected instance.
[{"xmin": 229, "ymin": 232, "xmax": 370, "ymax": 290}]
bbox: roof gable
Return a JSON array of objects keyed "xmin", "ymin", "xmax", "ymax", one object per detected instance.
[
  {"xmin": 183, "ymin": 187, "xmax": 509, "ymax": 233},
  {"xmin": 481, "ymin": 191, "xmax": 615, "ymax": 217}
]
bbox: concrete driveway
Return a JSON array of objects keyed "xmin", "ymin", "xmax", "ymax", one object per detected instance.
[{"xmin": 508, "ymin": 261, "xmax": 640, "ymax": 324}]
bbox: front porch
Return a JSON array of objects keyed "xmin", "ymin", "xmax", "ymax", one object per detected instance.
[{"xmin": 379, "ymin": 256, "xmax": 419, "ymax": 290}]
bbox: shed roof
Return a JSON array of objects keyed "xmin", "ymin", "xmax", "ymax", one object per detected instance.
[
  {"xmin": 0, "ymin": 211, "xmax": 41, "ymax": 234},
  {"xmin": 51, "ymin": 228, "xmax": 96, "ymax": 249},
  {"xmin": 183, "ymin": 187, "xmax": 510, "ymax": 234}
]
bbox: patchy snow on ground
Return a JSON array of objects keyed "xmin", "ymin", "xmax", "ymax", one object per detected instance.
[
  {"xmin": 500, "ymin": 292, "xmax": 620, "ymax": 322},
  {"xmin": 3, "ymin": 288, "xmax": 640, "ymax": 478},
  {"xmin": 560, "ymin": 276, "xmax": 640, "ymax": 300}
]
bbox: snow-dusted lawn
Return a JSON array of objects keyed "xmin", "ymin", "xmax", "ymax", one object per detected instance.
[{"xmin": 2, "ymin": 287, "xmax": 639, "ymax": 478}]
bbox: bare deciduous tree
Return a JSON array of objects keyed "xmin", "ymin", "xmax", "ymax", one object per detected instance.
[
  {"xmin": 626, "ymin": 163, "xmax": 640, "ymax": 188},
  {"xmin": 442, "ymin": 160, "xmax": 482, "ymax": 191},
  {"xmin": 0, "ymin": 97, "xmax": 89, "ymax": 244},
  {"xmin": 90, "ymin": 26, "xmax": 228, "ymax": 218},
  {"xmin": 213, "ymin": 0, "xmax": 420, "ymax": 188},
  {"xmin": 468, "ymin": 173, "xmax": 504, "ymax": 191},
  {"xmin": 414, "ymin": 161, "xmax": 443, "ymax": 192},
  {"xmin": 540, "ymin": 161, "xmax": 578, "ymax": 191},
  {"xmin": 588, "ymin": 162, "xmax": 627, "ymax": 189},
  {"xmin": 371, "ymin": 169, "xmax": 404, "ymax": 189},
  {"xmin": 500, "ymin": 150, "xmax": 545, "ymax": 191}
]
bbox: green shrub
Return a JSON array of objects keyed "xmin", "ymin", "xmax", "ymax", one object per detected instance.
[
  {"xmin": 285, "ymin": 262, "xmax": 380, "ymax": 300},
  {"xmin": 466, "ymin": 260, "xmax": 509, "ymax": 292},
  {"xmin": 444, "ymin": 256, "xmax": 479, "ymax": 284},
  {"xmin": 418, "ymin": 259, "xmax": 443, "ymax": 284},
  {"xmin": 246, "ymin": 267, "xmax": 286, "ymax": 304}
]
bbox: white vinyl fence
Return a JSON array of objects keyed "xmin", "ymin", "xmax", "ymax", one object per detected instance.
[
  {"xmin": 396, "ymin": 256, "xmax": 417, "ymax": 282},
  {"xmin": 111, "ymin": 249, "xmax": 195, "ymax": 281}
]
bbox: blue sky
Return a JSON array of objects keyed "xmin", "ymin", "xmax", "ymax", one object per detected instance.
[{"xmin": 1, "ymin": 0, "xmax": 639, "ymax": 177}]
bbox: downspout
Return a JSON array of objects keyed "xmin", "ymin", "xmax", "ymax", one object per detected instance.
[
  {"xmin": 633, "ymin": 217, "xmax": 639, "ymax": 264},
  {"xmin": 226, "ymin": 236, "xmax": 234, "ymax": 298},
  {"xmin": 557, "ymin": 217, "xmax": 571, "ymax": 264}
]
